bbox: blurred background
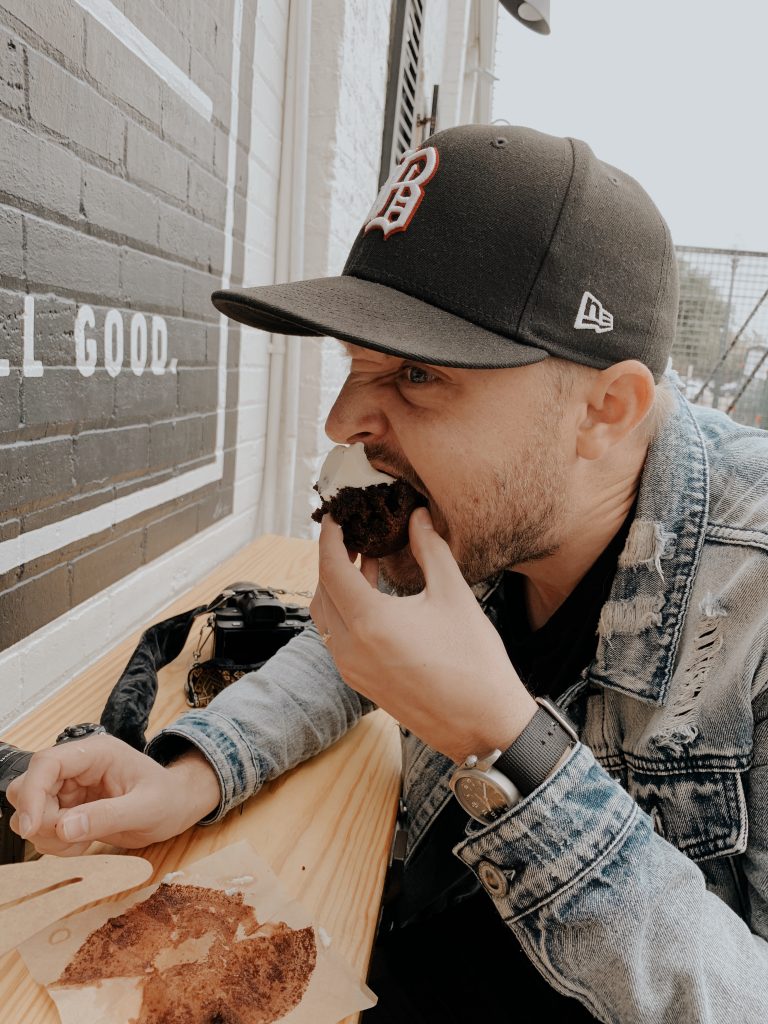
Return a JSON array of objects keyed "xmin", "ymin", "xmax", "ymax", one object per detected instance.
[
  {"xmin": 494, "ymin": 1, "xmax": 768, "ymax": 429},
  {"xmin": 0, "ymin": 0, "xmax": 764, "ymax": 725}
]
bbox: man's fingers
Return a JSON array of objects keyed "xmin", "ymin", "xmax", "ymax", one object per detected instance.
[
  {"xmin": 57, "ymin": 779, "xmax": 89, "ymax": 809},
  {"xmin": 318, "ymin": 516, "xmax": 373, "ymax": 616},
  {"xmin": 8, "ymin": 736, "xmax": 126, "ymax": 838},
  {"xmin": 7, "ymin": 750, "xmax": 69, "ymax": 836},
  {"xmin": 407, "ymin": 506, "xmax": 464, "ymax": 592},
  {"xmin": 28, "ymin": 833, "xmax": 93, "ymax": 858},
  {"xmin": 55, "ymin": 791, "xmax": 154, "ymax": 845},
  {"xmin": 11, "ymin": 792, "xmax": 89, "ymax": 855}
]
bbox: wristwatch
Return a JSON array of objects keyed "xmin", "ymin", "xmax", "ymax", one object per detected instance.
[
  {"xmin": 449, "ymin": 697, "xmax": 578, "ymax": 824},
  {"xmin": 54, "ymin": 723, "xmax": 107, "ymax": 745}
]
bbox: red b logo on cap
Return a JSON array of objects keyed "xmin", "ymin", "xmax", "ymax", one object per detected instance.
[{"xmin": 364, "ymin": 147, "xmax": 440, "ymax": 240}]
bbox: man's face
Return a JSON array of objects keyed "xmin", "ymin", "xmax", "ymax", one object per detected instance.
[{"xmin": 324, "ymin": 345, "xmax": 571, "ymax": 595}]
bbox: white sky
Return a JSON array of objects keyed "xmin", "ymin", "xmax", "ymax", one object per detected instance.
[{"xmin": 492, "ymin": 2, "xmax": 768, "ymax": 252}]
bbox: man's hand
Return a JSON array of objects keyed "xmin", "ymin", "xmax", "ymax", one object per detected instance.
[
  {"xmin": 310, "ymin": 508, "xmax": 537, "ymax": 764},
  {"xmin": 6, "ymin": 734, "xmax": 221, "ymax": 856}
]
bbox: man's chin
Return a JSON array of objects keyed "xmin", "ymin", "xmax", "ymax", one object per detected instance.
[{"xmin": 378, "ymin": 545, "xmax": 426, "ymax": 596}]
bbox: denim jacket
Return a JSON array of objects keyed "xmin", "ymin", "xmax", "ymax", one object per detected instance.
[{"xmin": 148, "ymin": 389, "xmax": 768, "ymax": 1023}]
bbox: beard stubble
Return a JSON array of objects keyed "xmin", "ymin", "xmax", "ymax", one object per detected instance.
[{"xmin": 370, "ymin": 435, "xmax": 569, "ymax": 597}]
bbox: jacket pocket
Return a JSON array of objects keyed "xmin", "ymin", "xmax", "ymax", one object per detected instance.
[{"xmin": 626, "ymin": 764, "xmax": 748, "ymax": 862}]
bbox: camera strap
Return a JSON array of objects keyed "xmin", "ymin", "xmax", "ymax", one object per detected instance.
[{"xmin": 99, "ymin": 589, "xmax": 239, "ymax": 752}]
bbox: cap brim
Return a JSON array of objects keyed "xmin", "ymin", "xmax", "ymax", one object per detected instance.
[{"xmin": 211, "ymin": 276, "xmax": 549, "ymax": 369}]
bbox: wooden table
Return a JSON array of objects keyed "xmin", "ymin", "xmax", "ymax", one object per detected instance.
[{"xmin": 0, "ymin": 535, "xmax": 402, "ymax": 1024}]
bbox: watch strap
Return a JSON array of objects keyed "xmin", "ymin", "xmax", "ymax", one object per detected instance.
[{"xmin": 495, "ymin": 698, "xmax": 577, "ymax": 796}]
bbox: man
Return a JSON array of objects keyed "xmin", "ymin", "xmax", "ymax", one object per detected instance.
[{"xmin": 9, "ymin": 126, "xmax": 768, "ymax": 1022}]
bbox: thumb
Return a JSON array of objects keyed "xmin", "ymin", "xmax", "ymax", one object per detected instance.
[
  {"xmin": 56, "ymin": 792, "xmax": 151, "ymax": 844},
  {"xmin": 407, "ymin": 506, "xmax": 463, "ymax": 591}
]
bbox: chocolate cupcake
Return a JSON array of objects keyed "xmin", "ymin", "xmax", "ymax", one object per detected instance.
[{"xmin": 312, "ymin": 443, "xmax": 426, "ymax": 556}]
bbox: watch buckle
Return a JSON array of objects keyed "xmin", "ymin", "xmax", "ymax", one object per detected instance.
[{"xmin": 474, "ymin": 749, "xmax": 502, "ymax": 772}]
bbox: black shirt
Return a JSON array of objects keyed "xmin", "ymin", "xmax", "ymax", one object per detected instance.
[
  {"xmin": 498, "ymin": 505, "xmax": 635, "ymax": 703},
  {"xmin": 364, "ymin": 510, "xmax": 635, "ymax": 1023}
]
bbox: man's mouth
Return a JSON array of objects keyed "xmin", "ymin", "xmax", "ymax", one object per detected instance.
[
  {"xmin": 369, "ymin": 462, "xmax": 428, "ymax": 499},
  {"xmin": 366, "ymin": 460, "xmax": 428, "ymax": 499}
]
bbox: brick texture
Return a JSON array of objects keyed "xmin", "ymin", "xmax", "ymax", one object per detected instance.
[
  {"xmin": 25, "ymin": 217, "xmax": 122, "ymax": 301},
  {"xmin": 1, "ymin": 0, "xmax": 86, "ymax": 66},
  {"xmin": 126, "ymin": 120, "xmax": 188, "ymax": 204},
  {"xmin": 85, "ymin": 18, "xmax": 162, "ymax": 125},
  {"xmin": 0, "ymin": 119, "xmax": 81, "ymax": 218},
  {"xmin": 1, "ymin": 437, "xmax": 74, "ymax": 516},
  {"xmin": 0, "ymin": 27, "xmax": 25, "ymax": 114},
  {"xmin": 28, "ymin": 50, "xmax": 125, "ymax": 165},
  {"xmin": 0, "ymin": 204, "xmax": 22, "ymax": 279},
  {"xmin": 82, "ymin": 165, "xmax": 161, "ymax": 250},
  {"xmin": 0, "ymin": 0, "xmax": 259, "ymax": 666}
]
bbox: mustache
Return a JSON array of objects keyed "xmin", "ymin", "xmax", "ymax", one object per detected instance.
[{"xmin": 363, "ymin": 443, "xmax": 429, "ymax": 497}]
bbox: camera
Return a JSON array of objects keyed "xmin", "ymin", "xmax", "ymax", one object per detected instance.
[
  {"xmin": 212, "ymin": 581, "xmax": 312, "ymax": 664},
  {"xmin": 184, "ymin": 582, "xmax": 313, "ymax": 709},
  {"xmin": 0, "ymin": 742, "xmax": 34, "ymax": 864}
]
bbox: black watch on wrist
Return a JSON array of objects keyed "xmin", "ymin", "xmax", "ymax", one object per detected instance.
[
  {"xmin": 54, "ymin": 723, "xmax": 107, "ymax": 745},
  {"xmin": 449, "ymin": 698, "xmax": 578, "ymax": 824}
]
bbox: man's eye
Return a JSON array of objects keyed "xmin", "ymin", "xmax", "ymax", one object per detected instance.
[{"xmin": 402, "ymin": 365, "xmax": 435, "ymax": 385}]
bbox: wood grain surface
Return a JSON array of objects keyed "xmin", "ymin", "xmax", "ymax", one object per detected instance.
[{"xmin": 0, "ymin": 535, "xmax": 402, "ymax": 1024}]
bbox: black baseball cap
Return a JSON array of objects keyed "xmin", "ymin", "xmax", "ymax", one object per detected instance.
[{"xmin": 212, "ymin": 124, "xmax": 678, "ymax": 382}]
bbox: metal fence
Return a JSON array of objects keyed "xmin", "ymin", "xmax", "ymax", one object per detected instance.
[{"xmin": 673, "ymin": 246, "xmax": 768, "ymax": 428}]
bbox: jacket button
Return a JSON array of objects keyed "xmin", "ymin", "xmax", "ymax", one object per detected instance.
[{"xmin": 477, "ymin": 860, "xmax": 511, "ymax": 897}]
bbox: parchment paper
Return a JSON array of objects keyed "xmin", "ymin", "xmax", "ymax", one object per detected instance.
[{"xmin": 17, "ymin": 840, "xmax": 376, "ymax": 1024}]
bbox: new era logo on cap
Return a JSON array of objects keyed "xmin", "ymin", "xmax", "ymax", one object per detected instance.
[{"xmin": 574, "ymin": 291, "xmax": 614, "ymax": 334}]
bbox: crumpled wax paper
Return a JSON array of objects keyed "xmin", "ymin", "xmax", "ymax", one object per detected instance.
[{"xmin": 17, "ymin": 839, "xmax": 376, "ymax": 1024}]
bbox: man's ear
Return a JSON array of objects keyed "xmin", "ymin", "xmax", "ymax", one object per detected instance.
[{"xmin": 575, "ymin": 360, "xmax": 656, "ymax": 461}]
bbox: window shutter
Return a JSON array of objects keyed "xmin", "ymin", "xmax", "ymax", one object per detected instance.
[{"xmin": 379, "ymin": 0, "xmax": 426, "ymax": 187}]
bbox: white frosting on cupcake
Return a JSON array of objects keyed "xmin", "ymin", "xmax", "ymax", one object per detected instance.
[{"xmin": 317, "ymin": 443, "xmax": 396, "ymax": 500}]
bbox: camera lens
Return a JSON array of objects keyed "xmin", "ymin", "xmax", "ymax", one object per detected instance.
[{"xmin": 0, "ymin": 742, "xmax": 34, "ymax": 793}]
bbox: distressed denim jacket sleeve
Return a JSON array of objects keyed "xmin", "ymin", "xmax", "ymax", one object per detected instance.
[
  {"xmin": 453, "ymin": 713, "xmax": 768, "ymax": 1023},
  {"xmin": 145, "ymin": 622, "xmax": 375, "ymax": 821}
]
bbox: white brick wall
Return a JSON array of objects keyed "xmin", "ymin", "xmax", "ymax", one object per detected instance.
[
  {"xmin": 0, "ymin": 0, "xmax": 289, "ymax": 728},
  {"xmin": 234, "ymin": 0, "xmax": 290, "ymax": 526},
  {"xmin": 435, "ymin": 0, "xmax": 473, "ymax": 128}
]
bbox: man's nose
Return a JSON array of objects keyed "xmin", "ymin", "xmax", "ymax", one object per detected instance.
[{"xmin": 325, "ymin": 376, "xmax": 388, "ymax": 444}]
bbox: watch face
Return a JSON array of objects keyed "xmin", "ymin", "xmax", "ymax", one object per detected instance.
[{"xmin": 454, "ymin": 775, "xmax": 507, "ymax": 822}]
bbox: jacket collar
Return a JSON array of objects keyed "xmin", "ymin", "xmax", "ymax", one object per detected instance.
[{"xmin": 587, "ymin": 389, "xmax": 710, "ymax": 705}]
